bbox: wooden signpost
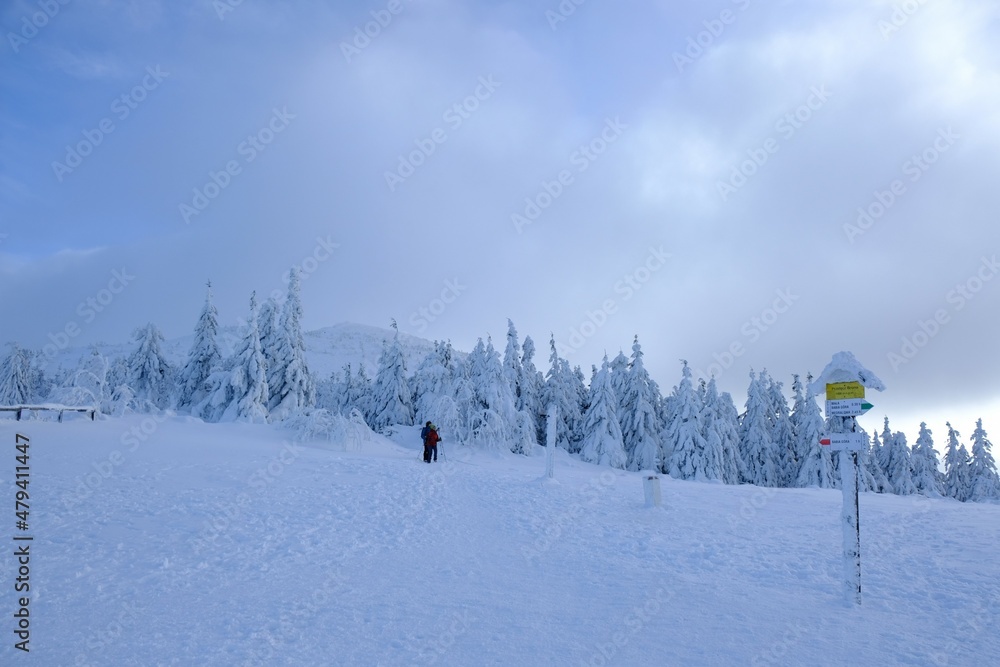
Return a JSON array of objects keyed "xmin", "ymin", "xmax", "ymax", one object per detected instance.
[{"xmin": 811, "ymin": 353, "xmax": 886, "ymax": 607}]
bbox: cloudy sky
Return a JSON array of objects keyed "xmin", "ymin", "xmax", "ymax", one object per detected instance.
[{"xmin": 2, "ymin": 0, "xmax": 998, "ymax": 438}]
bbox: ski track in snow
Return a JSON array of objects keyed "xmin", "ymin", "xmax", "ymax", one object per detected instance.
[{"xmin": 0, "ymin": 416, "xmax": 997, "ymax": 666}]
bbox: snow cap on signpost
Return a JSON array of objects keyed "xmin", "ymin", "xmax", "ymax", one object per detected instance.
[{"xmin": 809, "ymin": 351, "xmax": 886, "ymax": 395}]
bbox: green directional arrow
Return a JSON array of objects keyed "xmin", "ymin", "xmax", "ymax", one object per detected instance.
[{"xmin": 860, "ymin": 401, "xmax": 874, "ymax": 415}]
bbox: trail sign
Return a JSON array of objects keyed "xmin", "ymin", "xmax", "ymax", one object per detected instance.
[
  {"xmin": 819, "ymin": 433, "xmax": 865, "ymax": 452},
  {"xmin": 825, "ymin": 399, "xmax": 874, "ymax": 417},
  {"xmin": 826, "ymin": 381, "xmax": 865, "ymax": 400}
]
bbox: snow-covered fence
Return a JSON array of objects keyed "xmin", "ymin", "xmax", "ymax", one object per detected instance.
[{"xmin": 0, "ymin": 404, "xmax": 96, "ymax": 422}]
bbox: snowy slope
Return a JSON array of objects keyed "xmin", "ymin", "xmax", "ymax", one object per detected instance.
[{"xmin": 1, "ymin": 416, "xmax": 997, "ymax": 666}]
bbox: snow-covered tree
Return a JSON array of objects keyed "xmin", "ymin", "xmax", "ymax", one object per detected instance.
[
  {"xmin": 257, "ymin": 296, "xmax": 280, "ymax": 382},
  {"xmin": 619, "ymin": 339, "xmax": 662, "ymax": 473},
  {"xmin": 884, "ymin": 431, "xmax": 917, "ymax": 495},
  {"xmin": 702, "ymin": 377, "xmax": 743, "ymax": 484},
  {"xmin": 541, "ymin": 335, "xmax": 583, "ymax": 452},
  {"xmin": 412, "ymin": 341, "xmax": 458, "ymax": 425},
  {"xmin": 665, "ymin": 361, "xmax": 715, "ymax": 480},
  {"xmin": 793, "ymin": 375, "xmax": 835, "ymax": 488},
  {"xmin": 519, "ymin": 335, "xmax": 545, "ymax": 442},
  {"xmin": 579, "ymin": 356, "xmax": 627, "ymax": 468},
  {"xmin": 267, "ymin": 269, "xmax": 316, "ymax": 419},
  {"xmin": 739, "ymin": 371, "xmax": 779, "ymax": 486},
  {"xmin": 369, "ymin": 321, "xmax": 414, "ymax": 432},
  {"xmin": 197, "ymin": 292, "xmax": 270, "ymax": 424},
  {"xmin": 126, "ymin": 323, "xmax": 173, "ymax": 410},
  {"xmin": 968, "ymin": 419, "xmax": 1000, "ymax": 502},
  {"xmin": 865, "ymin": 429, "xmax": 892, "ymax": 493},
  {"xmin": 501, "ymin": 320, "xmax": 539, "ymax": 452},
  {"xmin": 910, "ymin": 422, "xmax": 942, "ymax": 498},
  {"xmin": 764, "ymin": 373, "xmax": 795, "ymax": 486},
  {"xmin": 0, "ymin": 343, "xmax": 33, "ymax": 405},
  {"xmin": 465, "ymin": 338, "xmax": 529, "ymax": 452},
  {"xmin": 177, "ymin": 282, "xmax": 223, "ymax": 410},
  {"xmin": 943, "ymin": 422, "xmax": 971, "ymax": 502}
]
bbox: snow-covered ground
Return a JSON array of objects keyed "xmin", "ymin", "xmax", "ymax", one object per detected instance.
[{"xmin": 1, "ymin": 415, "xmax": 997, "ymax": 666}]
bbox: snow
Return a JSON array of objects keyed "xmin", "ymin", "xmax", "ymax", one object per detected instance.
[
  {"xmin": 810, "ymin": 351, "xmax": 887, "ymax": 393},
  {"xmin": 2, "ymin": 416, "xmax": 998, "ymax": 665}
]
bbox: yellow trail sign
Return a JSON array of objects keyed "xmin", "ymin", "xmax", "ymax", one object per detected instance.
[{"xmin": 826, "ymin": 381, "xmax": 865, "ymax": 400}]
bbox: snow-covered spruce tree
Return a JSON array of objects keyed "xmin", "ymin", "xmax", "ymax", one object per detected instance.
[
  {"xmin": 609, "ymin": 350, "xmax": 631, "ymax": 426},
  {"xmin": 968, "ymin": 419, "xmax": 1000, "ymax": 501},
  {"xmin": 519, "ymin": 334, "xmax": 545, "ymax": 443},
  {"xmin": 197, "ymin": 292, "xmax": 270, "ymax": 423},
  {"xmin": 738, "ymin": 371, "xmax": 778, "ymax": 486},
  {"xmin": 620, "ymin": 339, "xmax": 662, "ymax": 473},
  {"xmin": 465, "ymin": 338, "xmax": 515, "ymax": 451},
  {"xmin": 314, "ymin": 369, "xmax": 340, "ymax": 412},
  {"xmin": 479, "ymin": 338, "xmax": 534, "ymax": 453},
  {"xmin": 701, "ymin": 377, "xmax": 742, "ymax": 484},
  {"xmin": 267, "ymin": 269, "xmax": 316, "ymax": 419},
  {"xmin": 177, "ymin": 282, "xmax": 223, "ymax": 410},
  {"xmin": 541, "ymin": 335, "xmax": 583, "ymax": 453},
  {"xmin": 664, "ymin": 361, "xmax": 713, "ymax": 480},
  {"xmin": 0, "ymin": 343, "xmax": 33, "ymax": 405},
  {"xmin": 910, "ymin": 422, "xmax": 942, "ymax": 497},
  {"xmin": 369, "ymin": 321, "xmax": 414, "ymax": 433},
  {"xmin": 351, "ymin": 364, "xmax": 374, "ymax": 424},
  {"xmin": 126, "ymin": 323, "xmax": 173, "ymax": 410},
  {"xmin": 257, "ymin": 296, "xmax": 280, "ymax": 388},
  {"xmin": 876, "ymin": 417, "xmax": 894, "ymax": 481},
  {"xmin": 793, "ymin": 374, "xmax": 836, "ymax": 489},
  {"xmin": 885, "ymin": 431, "xmax": 917, "ymax": 495},
  {"xmin": 579, "ymin": 356, "xmax": 627, "ymax": 468},
  {"xmin": 864, "ymin": 428, "xmax": 892, "ymax": 493},
  {"xmin": 943, "ymin": 422, "xmax": 972, "ymax": 502},
  {"xmin": 501, "ymin": 320, "xmax": 539, "ymax": 452},
  {"xmin": 48, "ymin": 347, "xmax": 108, "ymax": 410},
  {"xmin": 412, "ymin": 341, "xmax": 458, "ymax": 425},
  {"xmin": 228, "ymin": 294, "xmax": 270, "ymax": 423},
  {"xmin": 763, "ymin": 373, "xmax": 796, "ymax": 487}
]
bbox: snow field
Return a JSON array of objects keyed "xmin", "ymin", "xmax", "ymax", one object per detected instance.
[{"xmin": 0, "ymin": 416, "xmax": 997, "ymax": 666}]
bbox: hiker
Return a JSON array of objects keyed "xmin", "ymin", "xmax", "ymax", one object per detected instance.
[
  {"xmin": 420, "ymin": 421, "xmax": 432, "ymax": 444},
  {"xmin": 423, "ymin": 424, "xmax": 441, "ymax": 463}
]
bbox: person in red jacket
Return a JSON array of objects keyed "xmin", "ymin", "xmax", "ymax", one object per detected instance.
[{"xmin": 423, "ymin": 424, "xmax": 441, "ymax": 463}]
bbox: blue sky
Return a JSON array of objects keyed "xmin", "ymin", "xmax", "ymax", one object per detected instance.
[{"xmin": 2, "ymin": 0, "xmax": 999, "ymax": 439}]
